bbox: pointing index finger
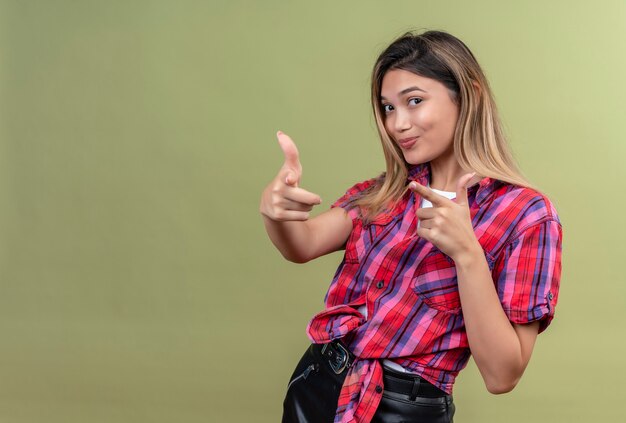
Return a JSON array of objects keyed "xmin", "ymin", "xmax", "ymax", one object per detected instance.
[
  {"xmin": 284, "ymin": 186, "xmax": 323, "ymax": 205},
  {"xmin": 408, "ymin": 181, "xmax": 449, "ymax": 206}
]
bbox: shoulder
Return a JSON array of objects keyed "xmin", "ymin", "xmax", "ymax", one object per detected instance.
[
  {"xmin": 342, "ymin": 174, "xmax": 384, "ymax": 196},
  {"xmin": 488, "ymin": 181, "xmax": 562, "ymax": 243},
  {"xmin": 333, "ymin": 173, "xmax": 385, "ymax": 204},
  {"xmin": 330, "ymin": 173, "xmax": 386, "ymax": 225}
]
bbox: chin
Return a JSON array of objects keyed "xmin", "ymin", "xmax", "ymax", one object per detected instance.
[{"xmin": 403, "ymin": 153, "xmax": 430, "ymax": 166}]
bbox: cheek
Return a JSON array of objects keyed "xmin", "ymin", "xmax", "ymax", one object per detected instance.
[
  {"xmin": 420, "ymin": 105, "xmax": 456, "ymax": 134},
  {"xmin": 439, "ymin": 102, "xmax": 460, "ymax": 129},
  {"xmin": 382, "ymin": 116, "xmax": 394, "ymax": 134},
  {"xmin": 414, "ymin": 108, "xmax": 436, "ymax": 130}
]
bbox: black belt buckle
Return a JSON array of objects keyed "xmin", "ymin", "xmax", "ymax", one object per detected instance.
[{"xmin": 321, "ymin": 341, "xmax": 352, "ymax": 374}]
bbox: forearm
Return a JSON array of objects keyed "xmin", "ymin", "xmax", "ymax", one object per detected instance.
[
  {"xmin": 454, "ymin": 245, "xmax": 523, "ymax": 394},
  {"xmin": 262, "ymin": 215, "xmax": 313, "ymax": 263}
]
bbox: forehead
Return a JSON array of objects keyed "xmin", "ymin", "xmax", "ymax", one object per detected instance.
[{"xmin": 380, "ymin": 69, "xmax": 442, "ymax": 97}]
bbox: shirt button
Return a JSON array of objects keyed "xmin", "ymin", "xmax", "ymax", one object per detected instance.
[
  {"xmin": 548, "ymin": 292, "xmax": 554, "ymax": 300},
  {"xmin": 376, "ymin": 281, "xmax": 384, "ymax": 289},
  {"xmin": 375, "ymin": 385, "xmax": 383, "ymax": 394}
]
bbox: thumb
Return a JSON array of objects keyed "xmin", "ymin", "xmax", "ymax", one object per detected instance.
[
  {"xmin": 277, "ymin": 131, "xmax": 302, "ymax": 170},
  {"xmin": 455, "ymin": 172, "xmax": 476, "ymax": 207},
  {"xmin": 284, "ymin": 171, "xmax": 298, "ymax": 186}
]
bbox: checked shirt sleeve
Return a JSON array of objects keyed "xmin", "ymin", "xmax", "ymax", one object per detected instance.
[
  {"xmin": 491, "ymin": 219, "xmax": 563, "ymax": 334},
  {"xmin": 330, "ymin": 178, "xmax": 378, "ymax": 226}
]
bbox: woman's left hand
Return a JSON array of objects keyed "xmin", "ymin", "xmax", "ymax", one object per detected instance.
[{"xmin": 408, "ymin": 172, "xmax": 482, "ymax": 262}]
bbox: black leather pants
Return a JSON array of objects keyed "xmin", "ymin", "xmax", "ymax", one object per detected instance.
[{"xmin": 282, "ymin": 343, "xmax": 455, "ymax": 423}]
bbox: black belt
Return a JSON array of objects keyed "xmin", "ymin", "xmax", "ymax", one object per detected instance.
[
  {"xmin": 317, "ymin": 340, "xmax": 450, "ymax": 399},
  {"xmin": 320, "ymin": 339, "xmax": 356, "ymax": 374},
  {"xmin": 382, "ymin": 365, "xmax": 450, "ymax": 399}
]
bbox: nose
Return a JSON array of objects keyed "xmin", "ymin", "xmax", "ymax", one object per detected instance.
[{"xmin": 394, "ymin": 108, "xmax": 412, "ymax": 132}]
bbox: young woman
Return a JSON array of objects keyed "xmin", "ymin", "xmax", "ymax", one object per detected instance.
[{"xmin": 260, "ymin": 29, "xmax": 563, "ymax": 423}]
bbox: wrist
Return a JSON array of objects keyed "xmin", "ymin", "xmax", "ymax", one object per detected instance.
[{"xmin": 453, "ymin": 240, "xmax": 485, "ymax": 269}]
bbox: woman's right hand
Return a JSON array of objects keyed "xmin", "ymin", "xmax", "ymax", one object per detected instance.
[{"xmin": 260, "ymin": 131, "xmax": 323, "ymax": 222}]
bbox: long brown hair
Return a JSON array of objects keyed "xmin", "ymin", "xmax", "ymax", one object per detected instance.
[{"xmin": 352, "ymin": 29, "xmax": 538, "ymax": 225}]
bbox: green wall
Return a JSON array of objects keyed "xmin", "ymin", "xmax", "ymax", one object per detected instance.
[{"xmin": 0, "ymin": 1, "xmax": 623, "ymax": 421}]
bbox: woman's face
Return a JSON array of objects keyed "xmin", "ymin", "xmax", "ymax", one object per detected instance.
[{"xmin": 380, "ymin": 69, "xmax": 460, "ymax": 166}]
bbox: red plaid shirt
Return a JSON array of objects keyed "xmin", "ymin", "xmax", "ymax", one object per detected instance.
[{"xmin": 306, "ymin": 162, "xmax": 563, "ymax": 423}]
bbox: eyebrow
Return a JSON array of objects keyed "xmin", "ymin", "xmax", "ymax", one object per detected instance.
[{"xmin": 380, "ymin": 86, "xmax": 427, "ymax": 101}]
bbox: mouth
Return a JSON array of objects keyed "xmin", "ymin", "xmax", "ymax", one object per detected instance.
[{"xmin": 398, "ymin": 136, "xmax": 419, "ymax": 149}]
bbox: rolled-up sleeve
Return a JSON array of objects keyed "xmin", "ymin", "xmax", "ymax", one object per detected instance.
[
  {"xmin": 491, "ymin": 219, "xmax": 563, "ymax": 334},
  {"xmin": 330, "ymin": 178, "xmax": 377, "ymax": 226}
]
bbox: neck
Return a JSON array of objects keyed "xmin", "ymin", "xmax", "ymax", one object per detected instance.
[
  {"xmin": 428, "ymin": 159, "xmax": 481, "ymax": 191},
  {"xmin": 428, "ymin": 157, "xmax": 463, "ymax": 191}
]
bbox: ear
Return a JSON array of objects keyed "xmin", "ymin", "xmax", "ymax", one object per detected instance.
[{"xmin": 471, "ymin": 79, "xmax": 482, "ymax": 96}]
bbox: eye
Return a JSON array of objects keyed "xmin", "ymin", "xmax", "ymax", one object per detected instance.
[
  {"xmin": 382, "ymin": 104, "xmax": 393, "ymax": 114},
  {"xmin": 409, "ymin": 97, "xmax": 423, "ymax": 105}
]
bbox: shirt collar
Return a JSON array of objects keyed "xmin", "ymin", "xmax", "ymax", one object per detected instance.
[{"xmin": 406, "ymin": 162, "xmax": 498, "ymax": 207}]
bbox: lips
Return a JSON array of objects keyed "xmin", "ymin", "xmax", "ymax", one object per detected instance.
[{"xmin": 398, "ymin": 136, "xmax": 418, "ymax": 149}]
